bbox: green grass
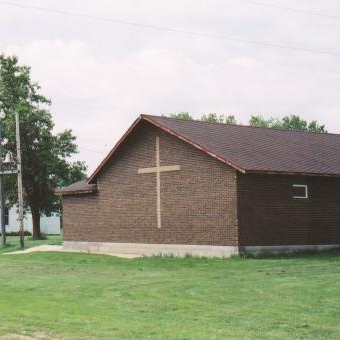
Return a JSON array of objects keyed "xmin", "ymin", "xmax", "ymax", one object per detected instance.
[
  {"xmin": 0, "ymin": 247, "xmax": 340, "ymax": 339},
  {"xmin": 0, "ymin": 234, "xmax": 61, "ymax": 254}
]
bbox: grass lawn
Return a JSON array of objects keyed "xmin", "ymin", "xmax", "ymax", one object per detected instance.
[
  {"xmin": 0, "ymin": 245, "xmax": 339, "ymax": 339},
  {"xmin": 0, "ymin": 234, "xmax": 61, "ymax": 254}
]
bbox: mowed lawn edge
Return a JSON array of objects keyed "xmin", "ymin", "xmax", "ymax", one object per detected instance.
[{"xmin": 0, "ymin": 246, "xmax": 339, "ymax": 339}]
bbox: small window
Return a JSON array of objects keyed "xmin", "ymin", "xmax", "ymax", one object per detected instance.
[{"xmin": 292, "ymin": 184, "xmax": 308, "ymax": 199}]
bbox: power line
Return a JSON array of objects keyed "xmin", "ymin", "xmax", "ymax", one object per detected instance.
[
  {"xmin": 78, "ymin": 146, "xmax": 106, "ymax": 155},
  {"xmin": 0, "ymin": 0, "xmax": 339, "ymax": 57},
  {"xmin": 238, "ymin": 0, "xmax": 340, "ymax": 20}
]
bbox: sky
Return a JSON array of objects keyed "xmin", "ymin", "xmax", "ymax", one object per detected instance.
[{"xmin": 1, "ymin": 0, "xmax": 340, "ymax": 174}]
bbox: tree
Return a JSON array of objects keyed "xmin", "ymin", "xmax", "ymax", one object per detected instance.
[
  {"xmin": 201, "ymin": 113, "xmax": 237, "ymax": 125},
  {"xmin": 0, "ymin": 55, "xmax": 86, "ymax": 238},
  {"xmin": 307, "ymin": 120, "xmax": 326, "ymax": 133},
  {"xmin": 168, "ymin": 112, "xmax": 238, "ymax": 124},
  {"xmin": 249, "ymin": 114, "xmax": 326, "ymax": 133},
  {"xmin": 168, "ymin": 112, "xmax": 193, "ymax": 120},
  {"xmin": 170, "ymin": 112, "xmax": 326, "ymax": 133},
  {"xmin": 249, "ymin": 115, "xmax": 280, "ymax": 128}
]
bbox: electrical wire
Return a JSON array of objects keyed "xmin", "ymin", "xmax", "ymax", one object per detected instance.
[
  {"xmin": 78, "ymin": 146, "xmax": 106, "ymax": 155},
  {"xmin": 0, "ymin": 0, "xmax": 339, "ymax": 57},
  {"xmin": 238, "ymin": 0, "xmax": 340, "ymax": 20}
]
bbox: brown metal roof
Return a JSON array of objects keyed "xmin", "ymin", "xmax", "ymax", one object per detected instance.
[
  {"xmin": 57, "ymin": 180, "xmax": 97, "ymax": 196},
  {"xmin": 142, "ymin": 115, "xmax": 340, "ymax": 177},
  {"xmin": 86, "ymin": 114, "xmax": 340, "ymax": 186}
]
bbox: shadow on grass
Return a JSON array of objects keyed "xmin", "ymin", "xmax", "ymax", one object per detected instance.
[
  {"xmin": 27, "ymin": 236, "xmax": 48, "ymax": 241},
  {"xmin": 238, "ymin": 247, "xmax": 340, "ymax": 260},
  {"xmin": 150, "ymin": 248, "xmax": 340, "ymax": 262}
]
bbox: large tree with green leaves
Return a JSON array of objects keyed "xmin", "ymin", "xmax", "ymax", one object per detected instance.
[
  {"xmin": 249, "ymin": 114, "xmax": 327, "ymax": 133},
  {"xmin": 0, "ymin": 55, "xmax": 86, "ymax": 238}
]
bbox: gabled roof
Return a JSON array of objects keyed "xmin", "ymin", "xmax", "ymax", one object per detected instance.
[
  {"xmin": 140, "ymin": 115, "xmax": 340, "ymax": 177},
  {"xmin": 87, "ymin": 114, "xmax": 340, "ymax": 185}
]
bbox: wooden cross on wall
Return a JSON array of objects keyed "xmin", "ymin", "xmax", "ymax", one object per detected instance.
[{"xmin": 138, "ymin": 137, "xmax": 181, "ymax": 228}]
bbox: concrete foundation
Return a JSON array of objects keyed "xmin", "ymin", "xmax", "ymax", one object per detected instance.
[
  {"xmin": 63, "ymin": 241, "xmax": 340, "ymax": 257},
  {"xmin": 63, "ymin": 241, "xmax": 239, "ymax": 257}
]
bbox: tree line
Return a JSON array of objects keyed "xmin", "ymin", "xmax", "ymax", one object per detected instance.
[{"xmin": 168, "ymin": 112, "xmax": 327, "ymax": 133}]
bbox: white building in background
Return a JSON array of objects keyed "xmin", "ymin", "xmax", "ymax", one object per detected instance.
[{"xmin": 4, "ymin": 207, "xmax": 60, "ymax": 235}]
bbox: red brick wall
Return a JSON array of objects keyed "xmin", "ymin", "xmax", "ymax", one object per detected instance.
[
  {"xmin": 63, "ymin": 193, "xmax": 99, "ymax": 239},
  {"xmin": 63, "ymin": 121, "xmax": 238, "ymax": 246},
  {"xmin": 237, "ymin": 173, "xmax": 340, "ymax": 246}
]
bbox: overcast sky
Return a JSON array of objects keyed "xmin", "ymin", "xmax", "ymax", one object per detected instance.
[{"xmin": 1, "ymin": 0, "xmax": 340, "ymax": 173}]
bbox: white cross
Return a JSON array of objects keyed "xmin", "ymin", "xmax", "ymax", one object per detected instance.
[{"xmin": 138, "ymin": 136, "xmax": 181, "ymax": 228}]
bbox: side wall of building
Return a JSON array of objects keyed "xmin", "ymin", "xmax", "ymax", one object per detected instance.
[
  {"xmin": 237, "ymin": 173, "xmax": 340, "ymax": 246},
  {"xmin": 63, "ymin": 121, "xmax": 238, "ymax": 246}
]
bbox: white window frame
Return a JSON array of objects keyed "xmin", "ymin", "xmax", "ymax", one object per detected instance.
[{"xmin": 292, "ymin": 184, "xmax": 308, "ymax": 199}]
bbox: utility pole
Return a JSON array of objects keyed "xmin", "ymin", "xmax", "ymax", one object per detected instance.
[
  {"xmin": 0, "ymin": 111, "xmax": 5, "ymax": 246},
  {"xmin": 16, "ymin": 112, "xmax": 24, "ymax": 248}
]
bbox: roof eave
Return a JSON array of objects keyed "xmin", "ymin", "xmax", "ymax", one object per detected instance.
[
  {"xmin": 57, "ymin": 188, "xmax": 98, "ymax": 196},
  {"xmin": 244, "ymin": 169, "xmax": 340, "ymax": 178},
  {"xmin": 87, "ymin": 115, "xmax": 142, "ymax": 184}
]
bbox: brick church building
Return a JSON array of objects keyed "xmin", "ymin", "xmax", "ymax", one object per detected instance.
[{"xmin": 59, "ymin": 115, "xmax": 340, "ymax": 256}]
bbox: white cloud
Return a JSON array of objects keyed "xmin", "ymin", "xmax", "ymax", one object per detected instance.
[{"xmin": 1, "ymin": 0, "xmax": 340, "ymax": 173}]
